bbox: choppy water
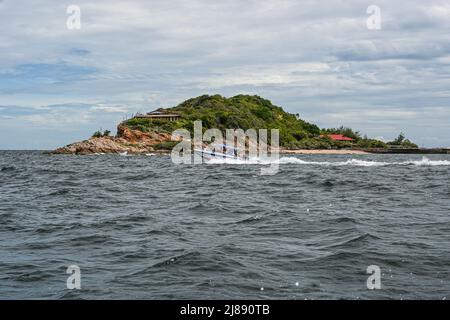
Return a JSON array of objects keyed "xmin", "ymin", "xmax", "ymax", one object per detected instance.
[{"xmin": 0, "ymin": 151, "xmax": 449, "ymax": 299}]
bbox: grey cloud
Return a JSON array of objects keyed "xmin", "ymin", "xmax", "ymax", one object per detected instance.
[{"xmin": 0, "ymin": 0, "xmax": 450, "ymax": 147}]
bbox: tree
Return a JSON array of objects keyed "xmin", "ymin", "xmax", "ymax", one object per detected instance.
[
  {"xmin": 387, "ymin": 132, "xmax": 418, "ymax": 148},
  {"xmin": 92, "ymin": 129, "xmax": 111, "ymax": 138},
  {"xmin": 92, "ymin": 130, "xmax": 103, "ymax": 138},
  {"xmin": 392, "ymin": 132, "xmax": 405, "ymax": 145}
]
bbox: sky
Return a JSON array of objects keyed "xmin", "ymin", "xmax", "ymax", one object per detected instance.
[{"xmin": 0, "ymin": 0, "xmax": 450, "ymax": 149}]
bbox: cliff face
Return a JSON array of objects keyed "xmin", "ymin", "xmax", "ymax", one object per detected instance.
[{"xmin": 51, "ymin": 125, "xmax": 174, "ymax": 155}]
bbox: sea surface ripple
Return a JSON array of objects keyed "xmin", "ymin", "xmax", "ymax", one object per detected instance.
[{"xmin": 0, "ymin": 151, "xmax": 449, "ymax": 299}]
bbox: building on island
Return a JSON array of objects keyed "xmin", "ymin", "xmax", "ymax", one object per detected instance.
[
  {"xmin": 134, "ymin": 108, "xmax": 181, "ymax": 121},
  {"xmin": 320, "ymin": 134, "xmax": 354, "ymax": 141}
]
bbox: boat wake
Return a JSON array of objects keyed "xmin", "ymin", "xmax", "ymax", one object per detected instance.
[{"xmin": 206, "ymin": 156, "xmax": 450, "ymax": 166}]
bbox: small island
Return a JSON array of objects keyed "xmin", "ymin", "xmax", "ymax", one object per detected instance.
[{"xmin": 51, "ymin": 94, "xmax": 449, "ymax": 155}]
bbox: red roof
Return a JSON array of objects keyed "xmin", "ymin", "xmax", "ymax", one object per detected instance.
[{"xmin": 327, "ymin": 134, "xmax": 354, "ymax": 141}]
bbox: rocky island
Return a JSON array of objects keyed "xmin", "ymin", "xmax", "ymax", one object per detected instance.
[{"xmin": 52, "ymin": 94, "xmax": 423, "ymax": 155}]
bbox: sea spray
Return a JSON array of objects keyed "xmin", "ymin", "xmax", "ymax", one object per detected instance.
[{"xmin": 205, "ymin": 156, "xmax": 450, "ymax": 167}]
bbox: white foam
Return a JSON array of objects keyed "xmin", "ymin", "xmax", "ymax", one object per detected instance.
[
  {"xmin": 278, "ymin": 156, "xmax": 450, "ymax": 167},
  {"xmin": 277, "ymin": 157, "xmax": 388, "ymax": 166},
  {"xmin": 206, "ymin": 158, "xmax": 255, "ymax": 165},
  {"xmin": 401, "ymin": 157, "xmax": 450, "ymax": 166},
  {"xmin": 206, "ymin": 156, "xmax": 450, "ymax": 167}
]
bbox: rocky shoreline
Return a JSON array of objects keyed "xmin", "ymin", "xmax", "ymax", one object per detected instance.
[
  {"xmin": 50, "ymin": 125, "xmax": 450, "ymax": 155},
  {"xmin": 50, "ymin": 124, "xmax": 449, "ymax": 156},
  {"xmin": 51, "ymin": 125, "xmax": 175, "ymax": 155}
]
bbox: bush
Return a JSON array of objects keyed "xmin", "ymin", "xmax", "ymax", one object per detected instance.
[
  {"xmin": 153, "ymin": 141, "xmax": 180, "ymax": 150},
  {"xmin": 92, "ymin": 129, "xmax": 112, "ymax": 138},
  {"xmin": 357, "ymin": 139, "xmax": 387, "ymax": 148},
  {"xmin": 92, "ymin": 130, "xmax": 103, "ymax": 138},
  {"xmin": 387, "ymin": 133, "xmax": 418, "ymax": 148}
]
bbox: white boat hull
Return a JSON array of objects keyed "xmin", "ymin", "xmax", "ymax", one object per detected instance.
[{"xmin": 194, "ymin": 149, "xmax": 245, "ymax": 161}]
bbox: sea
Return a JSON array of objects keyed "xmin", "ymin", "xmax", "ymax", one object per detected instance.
[{"xmin": 0, "ymin": 150, "xmax": 449, "ymax": 299}]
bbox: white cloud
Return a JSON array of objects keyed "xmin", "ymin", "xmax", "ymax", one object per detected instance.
[
  {"xmin": 1, "ymin": 0, "xmax": 450, "ymax": 147},
  {"xmin": 427, "ymin": 4, "xmax": 450, "ymax": 20},
  {"xmin": 90, "ymin": 104, "xmax": 129, "ymax": 113}
]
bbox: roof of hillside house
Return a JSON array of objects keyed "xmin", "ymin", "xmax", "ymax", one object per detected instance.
[
  {"xmin": 133, "ymin": 108, "xmax": 180, "ymax": 119},
  {"xmin": 327, "ymin": 134, "xmax": 354, "ymax": 141},
  {"xmin": 145, "ymin": 108, "xmax": 180, "ymax": 117},
  {"xmin": 147, "ymin": 108, "xmax": 169, "ymax": 115}
]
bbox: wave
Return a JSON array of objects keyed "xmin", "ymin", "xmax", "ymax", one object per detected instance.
[
  {"xmin": 127, "ymin": 252, "xmax": 200, "ymax": 274},
  {"xmin": 322, "ymin": 217, "xmax": 359, "ymax": 224},
  {"xmin": 1, "ymin": 166, "xmax": 17, "ymax": 172},
  {"xmin": 35, "ymin": 189, "xmax": 70, "ymax": 198},
  {"xmin": 207, "ymin": 156, "xmax": 450, "ymax": 166},
  {"xmin": 279, "ymin": 157, "xmax": 388, "ymax": 166},
  {"xmin": 326, "ymin": 233, "xmax": 381, "ymax": 249},
  {"xmin": 234, "ymin": 215, "xmax": 263, "ymax": 224},
  {"xmin": 402, "ymin": 158, "xmax": 450, "ymax": 166}
]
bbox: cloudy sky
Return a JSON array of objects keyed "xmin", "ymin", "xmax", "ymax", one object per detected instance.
[{"xmin": 1, "ymin": 0, "xmax": 450, "ymax": 149}]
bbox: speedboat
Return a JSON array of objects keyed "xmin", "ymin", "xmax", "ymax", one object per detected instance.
[{"xmin": 194, "ymin": 144, "xmax": 247, "ymax": 161}]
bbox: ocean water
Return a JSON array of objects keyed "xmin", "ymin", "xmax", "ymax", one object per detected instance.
[{"xmin": 0, "ymin": 150, "xmax": 449, "ymax": 299}]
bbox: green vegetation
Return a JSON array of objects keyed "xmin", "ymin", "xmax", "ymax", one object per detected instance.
[
  {"xmin": 173, "ymin": 95, "xmax": 323, "ymax": 144},
  {"xmin": 318, "ymin": 126, "xmax": 388, "ymax": 149},
  {"xmin": 387, "ymin": 132, "xmax": 418, "ymax": 149},
  {"xmin": 322, "ymin": 126, "xmax": 361, "ymax": 140},
  {"xmin": 123, "ymin": 94, "xmax": 320, "ymax": 147},
  {"xmin": 92, "ymin": 129, "xmax": 111, "ymax": 138},
  {"xmin": 122, "ymin": 117, "xmax": 178, "ymax": 134},
  {"xmin": 153, "ymin": 141, "xmax": 180, "ymax": 150},
  {"xmin": 356, "ymin": 138, "xmax": 387, "ymax": 149},
  {"xmin": 121, "ymin": 94, "xmax": 416, "ymax": 150}
]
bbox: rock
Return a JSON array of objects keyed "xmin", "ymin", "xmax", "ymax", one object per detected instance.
[{"xmin": 51, "ymin": 125, "xmax": 176, "ymax": 155}]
